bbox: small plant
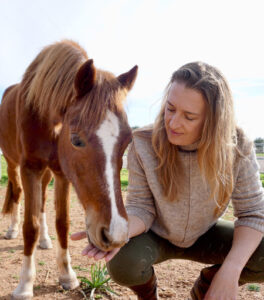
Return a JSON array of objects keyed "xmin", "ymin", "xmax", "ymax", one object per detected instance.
[
  {"xmin": 78, "ymin": 262, "xmax": 118, "ymax": 300},
  {"xmin": 8, "ymin": 249, "xmax": 15, "ymax": 254},
  {"xmin": 73, "ymin": 265, "xmax": 89, "ymax": 272},
  {"xmin": 247, "ymin": 284, "xmax": 260, "ymax": 292},
  {"xmin": 38, "ymin": 261, "xmax": 45, "ymax": 266},
  {"xmin": 34, "ymin": 285, "xmax": 41, "ymax": 290}
]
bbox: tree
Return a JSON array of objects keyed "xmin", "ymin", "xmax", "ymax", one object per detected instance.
[
  {"xmin": 254, "ymin": 137, "xmax": 264, "ymax": 144},
  {"xmin": 254, "ymin": 137, "xmax": 264, "ymax": 154}
]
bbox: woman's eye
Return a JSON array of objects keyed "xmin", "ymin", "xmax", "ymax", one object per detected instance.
[
  {"xmin": 185, "ymin": 116, "xmax": 194, "ymax": 121},
  {"xmin": 167, "ymin": 107, "xmax": 174, "ymax": 112},
  {"xmin": 71, "ymin": 133, "xmax": 85, "ymax": 147}
]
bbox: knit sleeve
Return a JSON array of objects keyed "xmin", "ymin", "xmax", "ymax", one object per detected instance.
[
  {"xmin": 232, "ymin": 146, "xmax": 264, "ymax": 233},
  {"xmin": 125, "ymin": 141, "xmax": 156, "ymax": 232}
]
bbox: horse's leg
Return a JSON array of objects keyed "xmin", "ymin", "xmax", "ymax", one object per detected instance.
[
  {"xmin": 54, "ymin": 174, "xmax": 79, "ymax": 290},
  {"xmin": 12, "ymin": 162, "xmax": 44, "ymax": 300},
  {"xmin": 3, "ymin": 157, "xmax": 22, "ymax": 239},
  {"xmin": 38, "ymin": 168, "xmax": 53, "ymax": 249}
]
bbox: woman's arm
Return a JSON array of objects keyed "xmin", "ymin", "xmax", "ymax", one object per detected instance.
[
  {"xmin": 205, "ymin": 226, "xmax": 263, "ymax": 300},
  {"xmin": 221, "ymin": 226, "xmax": 263, "ymax": 275},
  {"xmin": 128, "ymin": 215, "xmax": 146, "ymax": 238}
]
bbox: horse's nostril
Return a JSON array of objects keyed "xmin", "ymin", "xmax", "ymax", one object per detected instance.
[{"xmin": 101, "ymin": 228, "xmax": 112, "ymax": 245}]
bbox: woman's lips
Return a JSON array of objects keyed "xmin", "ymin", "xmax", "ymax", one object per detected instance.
[{"xmin": 170, "ymin": 129, "xmax": 184, "ymax": 136}]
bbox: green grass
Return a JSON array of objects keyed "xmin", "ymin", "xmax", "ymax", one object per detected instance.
[
  {"xmin": 77, "ymin": 262, "xmax": 118, "ymax": 299},
  {"xmin": 256, "ymin": 153, "xmax": 264, "ymax": 157},
  {"xmin": 73, "ymin": 265, "xmax": 89, "ymax": 272},
  {"xmin": 0, "ymin": 155, "xmax": 8, "ymax": 185},
  {"xmin": 48, "ymin": 178, "xmax": 54, "ymax": 187},
  {"xmin": 121, "ymin": 168, "xmax": 128, "ymax": 191},
  {"xmin": 261, "ymin": 174, "xmax": 264, "ymax": 187},
  {"xmin": 247, "ymin": 283, "xmax": 260, "ymax": 292}
]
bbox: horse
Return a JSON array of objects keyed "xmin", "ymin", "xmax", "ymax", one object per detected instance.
[{"xmin": 0, "ymin": 40, "xmax": 138, "ymax": 300}]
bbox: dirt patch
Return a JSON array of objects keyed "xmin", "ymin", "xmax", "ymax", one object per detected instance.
[{"xmin": 0, "ymin": 186, "xmax": 263, "ymax": 299}]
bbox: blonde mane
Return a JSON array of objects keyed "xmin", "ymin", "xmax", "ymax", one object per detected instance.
[{"xmin": 21, "ymin": 40, "xmax": 125, "ymax": 127}]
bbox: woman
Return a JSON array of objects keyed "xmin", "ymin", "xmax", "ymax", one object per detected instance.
[{"xmin": 72, "ymin": 62, "xmax": 264, "ymax": 300}]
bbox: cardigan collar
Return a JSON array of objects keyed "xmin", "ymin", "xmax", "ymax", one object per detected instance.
[{"xmin": 177, "ymin": 140, "xmax": 200, "ymax": 153}]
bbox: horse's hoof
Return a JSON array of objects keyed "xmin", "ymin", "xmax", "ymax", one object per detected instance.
[
  {"xmin": 11, "ymin": 292, "xmax": 33, "ymax": 300},
  {"xmin": 39, "ymin": 237, "xmax": 53, "ymax": 249},
  {"xmin": 59, "ymin": 274, "xmax": 79, "ymax": 290},
  {"xmin": 5, "ymin": 229, "xmax": 19, "ymax": 239}
]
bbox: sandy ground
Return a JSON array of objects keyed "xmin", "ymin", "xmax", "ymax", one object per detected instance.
[{"xmin": 0, "ymin": 186, "xmax": 264, "ymax": 300}]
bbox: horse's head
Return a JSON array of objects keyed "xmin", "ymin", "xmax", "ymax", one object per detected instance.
[{"xmin": 58, "ymin": 59, "xmax": 137, "ymax": 251}]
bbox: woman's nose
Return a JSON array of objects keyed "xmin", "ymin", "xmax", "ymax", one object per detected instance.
[{"xmin": 170, "ymin": 113, "xmax": 182, "ymax": 129}]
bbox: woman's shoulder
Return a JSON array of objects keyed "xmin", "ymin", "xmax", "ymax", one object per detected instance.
[
  {"xmin": 235, "ymin": 126, "xmax": 254, "ymax": 157},
  {"xmin": 130, "ymin": 124, "xmax": 155, "ymax": 157},
  {"xmin": 132, "ymin": 124, "xmax": 153, "ymax": 147},
  {"xmin": 132, "ymin": 124, "xmax": 153, "ymax": 139}
]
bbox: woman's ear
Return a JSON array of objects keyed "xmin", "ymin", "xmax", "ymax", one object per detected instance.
[{"xmin": 74, "ymin": 59, "xmax": 96, "ymax": 98}]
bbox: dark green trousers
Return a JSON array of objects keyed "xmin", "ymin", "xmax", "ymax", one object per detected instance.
[{"xmin": 107, "ymin": 220, "xmax": 264, "ymax": 287}]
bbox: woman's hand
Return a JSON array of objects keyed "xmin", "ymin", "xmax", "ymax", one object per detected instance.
[
  {"xmin": 204, "ymin": 265, "xmax": 239, "ymax": 300},
  {"xmin": 71, "ymin": 231, "xmax": 120, "ymax": 262},
  {"xmin": 205, "ymin": 226, "xmax": 263, "ymax": 299},
  {"xmin": 71, "ymin": 215, "xmax": 146, "ymax": 262}
]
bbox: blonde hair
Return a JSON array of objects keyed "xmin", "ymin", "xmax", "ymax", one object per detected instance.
[{"xmin": 152, "ymin": 62, "xmax": 236, "ymax": 216}]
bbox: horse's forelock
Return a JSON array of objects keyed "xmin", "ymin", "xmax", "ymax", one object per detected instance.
[{"xmin": 74, "ymin": 71, "xmax": 128, "ymax": 130}]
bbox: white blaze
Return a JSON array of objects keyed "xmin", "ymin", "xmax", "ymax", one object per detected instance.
[{"xmin": 96, "ymin": 110, "xmax": 128, "ymax": 241}]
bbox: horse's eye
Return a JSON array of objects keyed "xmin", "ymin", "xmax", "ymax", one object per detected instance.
[{"xmin": 71, "ymin": 133, "xmax": 85, "ymax": 147}]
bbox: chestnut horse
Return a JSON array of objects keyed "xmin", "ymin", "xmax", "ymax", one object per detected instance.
[{"xmin": 0, "ymin": 40, "xmax": 137, "ymax": 299}]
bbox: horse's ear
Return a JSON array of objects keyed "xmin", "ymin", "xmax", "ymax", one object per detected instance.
[
  {"xmin": 117, "ymin": 65, "xmax": 138, "ymax": 91},
  {"xmin": 75, "ymin": 59, "xmax": 96, "ymax": 98}
]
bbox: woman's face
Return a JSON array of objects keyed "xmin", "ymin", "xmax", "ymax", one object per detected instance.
[{"xmin": 164, "ymin": 81, "xmax": 206, "ymax": 146}]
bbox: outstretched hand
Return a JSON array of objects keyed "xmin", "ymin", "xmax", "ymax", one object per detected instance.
[
  {"xmin": 71, "ymin": 231, "xmax": 121, "ymax": 262},
  {"xmin": 204, "ymin": 265, "xmax": 239, "ymax": 300}
]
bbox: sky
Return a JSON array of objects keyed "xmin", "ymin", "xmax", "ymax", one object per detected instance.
[{"xmin": 1, "ymin": 0, "xmax": 264, "ymax": 140}]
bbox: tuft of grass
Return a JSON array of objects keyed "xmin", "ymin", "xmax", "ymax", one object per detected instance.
[
  {"xmin": 38, "ymin": 261, "xmax": 45, "ymax": 266},
  {"xmin": 73, "ymin": 265, "xmax": 89, "ymax": 272},
  {"xmin": 8, "ymin": 249, "xmax": 15, "ymax": 254},
  {"xmin": 34, "ymin": 285, "xmax": 41, "ymax": 290},
  {"xmin": 247, "ymin": 284, "xmax": 260, "ymax": 292},
  {"xmin": 78, "ymin": 263, "xmax": 118, "ymax": 300}
]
